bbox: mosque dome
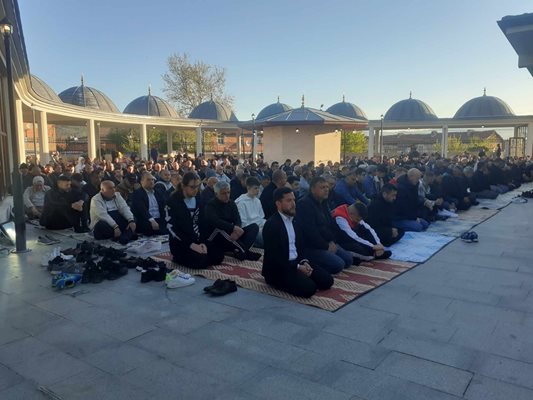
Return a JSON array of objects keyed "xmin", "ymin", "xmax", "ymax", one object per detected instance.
[
  {"xmin": 326, "ymin": 96, "xmax": 368, "ymax": 120},
  {"xmin": 30, "ymin": 75, "xmax": 61, "ymax": 103},
  {"xmin": 454, "ymin": 89, "xmax": 515, "ymax": 118},
  {"xmin": 256, "ymin": 97, "xmax": 292, "ymax": 120},
  {"xmin": 188, "ymin": 98, "xmax": 238, "ymax": 121},
  {"xmin": 124, "ymin": 87, "xmax": 178, "ymax": 118},
  {"xmin": 58, "ymin": 76, "xmax": 119, "ymax": 113},
  {"xmin": 384, "ymin": 93, "xmax": 438, "ymax": 121}
]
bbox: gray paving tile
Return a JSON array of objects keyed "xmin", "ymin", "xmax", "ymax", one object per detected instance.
[
  {"xmin": 390, "ymin": 316, "xmax": 457, "ymax": 342},
  {"xmin": 380, "ymin": 330, "xmax": 478, "ymax": 370},
  {"xmin": 83, "ymin": 343, "xmax": 161, "ymax": 375},
  {"xmin": 362, "ymin": 374, "xmax": 462, "ymax": 400},
  {"xmin": 122, "ymin": 358, "xmax": 228, "ymax": 399},
  {"xmin": 0, "ymin": 363, "xmax": 24, "ymax": 391},
  {"xmin": 469, "ymin": 353, "xmax": 533, "ymax": 390},
  {"xmin": 240, "ymin": 367, "xmax": 352, "ymax": 400},
  {"xmin": 0, "ymin": 381, "xmax": 47, "ymax": 400},
  {"xmin": 298, "ymin": 330, "xmax": 390, "ymax": 369},
  {"xmin": 34, "ymin": 320, "xmax": 120, "ymax": 358},
  {"xmin": 465, "ymin": 375, "xmax": 533, "ymax": 400},
  {"xmin": 0, "ymin": 325, "xmax": 29, "ymax": 346},
  {"xmin": 376, "ymin": 352, "xmax": 472, "ymax": 396}
]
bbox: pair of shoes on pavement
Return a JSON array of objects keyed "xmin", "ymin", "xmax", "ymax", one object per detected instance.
[
  {"xmin": 37, "ymin": 235, "xmax": 60, "ymax": 245},
  {"xmin": 165, "ymin": 269, "xmax": 195, "ymax": 288},
  {"xmin": 204, "ymin": 279, "xmax": 237, "ymax": 296},
  {"xmin": 233, "ymin": 249, "xmax": 262, "ymax": 261},
  {"xmin": 52, "ymin": 273, "xmax": 82, "ymax": 290},
  {"xmin": 140, "ymin": 265, "xmax": 168, "ymax": 283},
  {"xmin": 461, "ymin": 231, "xmax": 479, "ymax": 243},
  {"xmin": 41, "ymin": 247, "xmax": 74, "ymax": 267}
]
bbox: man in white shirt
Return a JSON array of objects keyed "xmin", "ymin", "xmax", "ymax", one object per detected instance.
[
  {"xmin": 332, "ymin": 202, "xmax": 392, "ymax": 262},
  {"xmin": 131, "ymin": 172, "xmax": 167, "ymax": 236},
  {"xmin": 235, "ymin": 177, "xmax": 266, "ymax": 247}
]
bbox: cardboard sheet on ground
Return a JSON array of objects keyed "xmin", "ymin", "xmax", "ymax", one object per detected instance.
[{"xmin": 389, "ymin": 231, "xmax": 455, "ymax": 263}]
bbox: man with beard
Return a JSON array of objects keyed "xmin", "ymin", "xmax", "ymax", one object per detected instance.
[{"xmin": 262, "ymin": 187, "xmax": 333, "ymax": 298}]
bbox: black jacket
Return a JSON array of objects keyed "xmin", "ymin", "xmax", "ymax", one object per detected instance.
[
  {"xmin": 130, "ymin": 187, "xmax": 166, "ymax": 223},
  {"xmin": 366, "ymin": 195, "xmax": 395, "ymax": 230},
  {"xmin": 40, "ymin": 187, "xmax": 83, "ymax": 226},
  {"xmin": 260, "ymin": 182, "xmax": 277, "ymax": 218},
  {"xmin": 296, "ymin": 194, "xmax": 335, "ymax": 251},
  {"xmin": 395, "ymin": 174, "xmax": 421, "ymax": 220},
  {"xmin": 200, "ymin": 186, "xmax": 216, "ymax": 204},
  {"xmin": 230, "ymin": 178, "xmax": 246, "ymax": 201},
  {"xmin": 166, "ymin": 193, "xmax": 206, "ymax": 248},
  {"xmin": 205, "ymin": 197, "xmax": 241, "ymax": 234},
  {"xmin": 262, "ymin": 212, "xmax": 306, "ymax": 282}
]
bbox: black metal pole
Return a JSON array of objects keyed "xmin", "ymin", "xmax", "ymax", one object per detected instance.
[{"xmin": 5, "ymin": 32, "xmax": 28, "ymax": 252}]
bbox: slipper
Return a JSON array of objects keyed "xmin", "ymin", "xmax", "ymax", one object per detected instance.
[{"xmin": 460, "ymin": 231, "xmax": 478, "ymax": 243}]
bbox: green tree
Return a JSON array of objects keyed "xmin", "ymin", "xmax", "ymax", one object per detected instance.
[
  {"xmin": 342, "ymin": 130, "xmax": 368, "ymax": 157},
  {"xmin": 162, "ymin": 53, "xmax": 234, "ymax": 117},
  {"xmin": 106, "ymin": 128, "xmax": 140, "ymax": 154}
]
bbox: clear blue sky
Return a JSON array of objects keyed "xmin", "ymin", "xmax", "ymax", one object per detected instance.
[{"xmin": 19, "ymin": 0, "xmax": 533, "ymax": 123}]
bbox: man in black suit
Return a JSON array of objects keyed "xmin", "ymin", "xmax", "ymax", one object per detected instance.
[
  {"xmin": 262, "ymin": 187, "xmax": 333, "ymax": 298},
  {"xmin": 130, "ymin": 171, "xmax": 167, "ymax": 235}
]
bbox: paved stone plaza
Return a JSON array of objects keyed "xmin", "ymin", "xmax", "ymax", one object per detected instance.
[{"xmin": 1, "ymin": 201, "xmax": 533, "ymax": 399}]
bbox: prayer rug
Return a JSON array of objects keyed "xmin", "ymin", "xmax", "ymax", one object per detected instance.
[
  {"xmin": 388, "ymin": 231, "xmax": 455, "ymax": 263},
  {"xmin": 426, "ymin": 208, "xmax": 499, "ymax": 237},
  {"xmin": 153, "ymin": 251, "xmax": 417, "ymax": 312}
]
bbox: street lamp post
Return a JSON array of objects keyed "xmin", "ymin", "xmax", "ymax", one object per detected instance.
[
  {"xmin": 1, "ymin": 18, "xmax": 28, "ymax": 252},
  {"xmin": 380, "ymin": 114, "xmax": 384, "ymax": 162},
  {"xmin": 251, "ymin": 113, "xmax": 255, "ymax": 161}
]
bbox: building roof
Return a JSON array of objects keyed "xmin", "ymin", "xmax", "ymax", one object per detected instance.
[
  {"xmin": 188, "ymin": 99, "xmax": 238, "ymax": 121},
  {"xmin": 326, "ymin": 96, "xmax": 368, "ymax": 120},
  {"xmin": 498, "ymin": 13, "xmax": 533, "ymax": 76},
  {"xmin": 384, "ymin": 93, "xmax": 438, "ymax": 121},
  {"xmin": 256, "ymin": 97, "xmax": 292, "ymax": 120},
  {"xmin": 124, "ymin": 87, "xmax": 178, "ymax": 118},
  {"xmin": 383, "ymin": 130, "xmax": 504, "ymax": 145},
  {"xmin": 58, "ymin": 77, "xmax": 119, "ymax": 113},
  {"xmin": 30, "ymin": 75, "xmax": 61, "ymax": 103},
  {"xmin": 454, "ymin": 90, "xmax": 514, "ymax": 119}
]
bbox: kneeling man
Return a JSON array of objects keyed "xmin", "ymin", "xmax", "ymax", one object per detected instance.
[{"xmin": 262, "ymin": 187, "xmax": 333, "ymax": 298}]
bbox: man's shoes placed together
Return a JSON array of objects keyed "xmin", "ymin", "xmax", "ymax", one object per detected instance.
[
  {"xmin": 461, "ymin": 231, "xmax": 479, "ymax": 243},
  {"xmin": 165, "ymin": 269, "xmax": 195, "ymax": 288},
  {"xmin": 203, "ymin": 279, "xmax": 237, "ymax": 296}
]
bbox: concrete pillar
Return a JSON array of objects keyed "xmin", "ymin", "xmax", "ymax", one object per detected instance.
[
  {"xmin": 87, "ymin": 119, "xmax": 96, "ymax": 161},
  {"xmin": 195, "ymin": 127, "xmax": 202, "ymax": 156},
  {"xmin": 252, "ymin": 131, "xmax": 258, "ymax": 161},
  {"xmin": 2, "ymin": 77, "xmax": 13, "ymax": 172},
  {"xmin": 38, "ymin": 111, "xmax": 49, "ymax": 164},
  {"xmin": 166, "ymin": 130, "xmax": 173, "ymax": 155},
  {"xmin": 368, "ymin": 127, "xmax": 375, "ymax": 158},
  {"xmin": 514, "ymin": 126, "xmax": 519, "ymax": 138},
  {"xmin": 140, "ymin": 124, "xmax": 148, "ymax": 160},
  {"xmin": 15, "ymin": 100, "xmax": 25, "ymax": 164},
  {"xmin": 236, "ymin": 131, "xmax": 242, "ymax": 157},
  {"xmin": 527, "ymin": 123, "xmax": 533, "ymax": 158},
  {"xmin": 442, "ymin": 125, "xmax": 449, "ymax": 158}
]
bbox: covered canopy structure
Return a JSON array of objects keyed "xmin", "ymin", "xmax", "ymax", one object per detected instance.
[{"xmin": 498, "ymin": 13, "xmax": 533, "ymax": 77}]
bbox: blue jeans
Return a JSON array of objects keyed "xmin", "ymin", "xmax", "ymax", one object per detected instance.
[
  {"xmin": 304, "ymin": 245, "xmax": 353, "ymax": 274},
  {"xmin": 393, "ymin": 218, "xmax": 429, "ymax": 232}
]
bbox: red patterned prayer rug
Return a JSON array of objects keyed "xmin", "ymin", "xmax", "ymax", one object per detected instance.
[{"xmin": 153, "ymin": 252, "xmax": 417, "ymax": 312}]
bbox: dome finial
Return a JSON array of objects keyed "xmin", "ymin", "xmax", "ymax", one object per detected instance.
[
  {"xmin": 80, "ymin": 74, "xmax": 84, "ymax": 86},
  {"xmin": 210, "ymin": 93, "xmax": 213, "ymax": 101},
  {"xmin": 277, "ymin": 95, "xmax": 280, "ymax": 103},
  {"xmin": 409, "ymin": 91, "xmax": 412, "ymax": 99},
  {"xmin": 342, "ymin": 94, "xmax": 345, "ymax": 102},
  {"xmin": 148, "ymin": 84, "xmax": 152, "ymax": 96},
  {"xmin": 301, "ymin": 94, "xmax": 305, "ymax": 108},
  {"xmin": 483, "ymin": 87, "xmax": 486, "ymax": 96}
]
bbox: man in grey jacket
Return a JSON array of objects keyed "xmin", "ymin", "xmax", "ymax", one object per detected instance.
[{"xmin": 90, "ymin": 180, "xmax": 137, "ymax": 243}]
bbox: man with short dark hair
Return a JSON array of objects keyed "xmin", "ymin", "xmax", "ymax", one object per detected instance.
[
  {"xmin": 394, "ymin": 168, "xmax": 429, "ymax": 232},
  {"xmin": 367, "ymin": 184, "xmax": 404, "ymax": 247},
  {"xmin": 130, "ymin": 171, "xmax": 167, "ymax": 235},
  {"xmin": 260, "ymin": 169, "xmax": 287, "ymax": 218},
  {"xmin": 297, "ymin": 177, "xmax": 353, "ymax": 274},
  {"xmin": 262, "ymin": 187, "xmax": 333, "ymax": 298},
  {"xmin": 206, "ymin": 181, "xmax": 261, "ymax": 261},
  {"xmin": 40, "ymin": 175, "xmax": 89, "ymax": 232},
  {"xmin": 333, "ymin": 168, "xmax": 369, "ymax": 206}
]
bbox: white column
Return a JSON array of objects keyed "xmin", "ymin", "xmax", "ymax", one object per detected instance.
[
  {"xmin": 166, "ymin": 130, "xmax": 173, "ymax": 155},
  {"xmin": 252, "ymin": 131, "xmax": 258, "ymax": 161},
  {"xmin": 38, "ymin": 111, "xmax": 49, "ymax": 164},
  {"xmin": 15, "ymin": 99, "xmax": 25, "ymax": 164},
  {"xmin": 2, "ymin": 77, "xmax": 13, "ymax": 172},
  {"xmin": 140, "ymin": 124, "xmax": 148, "ymax": 160},
  {"xmin": 195, "ymin": 127, "xmax": 202, "ymax": 156},
  {"xmin": 442, "ymin": 125, "xmax": 449, "ymax": 158},
  {"xmin": 87, "ymin": 119, "xmax": 96, "ymax": 161},
  {"xmin": 527, "ymin": 123, "xmax": 533, "ymax": 158},
  {"xmin": 368, "ymin": 127, "xmax": 375, "ymax": 158},
  {"xmin": 236, "ymin": 131, "xmax": 242, "ymax": 157}
]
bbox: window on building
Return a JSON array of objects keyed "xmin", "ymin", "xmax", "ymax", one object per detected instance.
[{"xmin": 217, "ymin": 133, "xmax": 224, "ymax": 145}]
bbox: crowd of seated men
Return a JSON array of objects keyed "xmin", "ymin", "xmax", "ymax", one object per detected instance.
[{"xmin": 18, "ymin": 147, "xmax": 533, "ymax": 298}]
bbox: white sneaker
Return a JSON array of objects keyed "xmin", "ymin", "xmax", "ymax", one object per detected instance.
[{"xmin": 165, "ymin": 269, "xmax": 195, "ymax": 288}]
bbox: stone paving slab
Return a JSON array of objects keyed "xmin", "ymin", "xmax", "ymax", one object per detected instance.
[{"xmin": 1, "ymin": 201, "xmax": 533, "ymax": 398}]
